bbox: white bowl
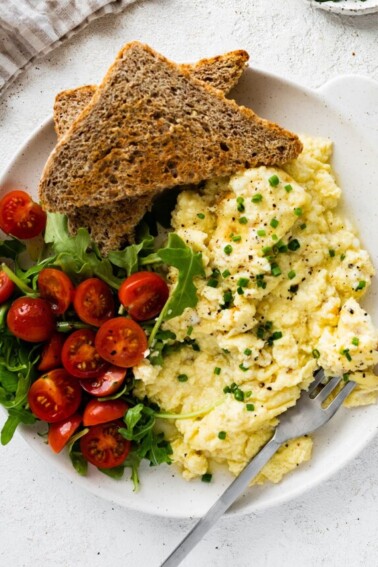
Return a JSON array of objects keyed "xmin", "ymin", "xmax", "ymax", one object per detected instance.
[
  {"xmin": 1, "ymin": 69, "xmax": 378, "ymax": 518},
  {"xmin": 307, "ymin": 0, "xmax": 378, "ymax": 15}
]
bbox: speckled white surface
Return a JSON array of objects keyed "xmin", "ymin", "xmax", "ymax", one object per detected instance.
[{"xmin": 1, "ymin": 1, "xmax": 378, "ymax": 565}]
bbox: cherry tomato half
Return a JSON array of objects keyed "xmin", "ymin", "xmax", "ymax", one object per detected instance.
[
  {"xmin": 28, "ymin": 369, "xmax": 82, "ymax": 423},
  {"xmin": 118, "ymin": 272, "xmax": 169, "ymax": 321},
  {"xmin": 38, "ymin": 268, "xmax": 74, "ymax": 315},
  {"xmin": 48, "ymin": 413, "xmax": 82, "ymax": 453},
  {"xmin": 62, "ymin": 328, "xmax": 107, "ymax": 379},
  {"xmin": 80, "ymin": 420, "xmax": 131, "ymax": 469},
  {"xmin": 0, "ymin": 271, "xmax": 15, "ymax": 304},
  {"xmin": 83, "ymin": 399, "xmax": 128, "ymax": 427},
  {"xmin": 38, "ymin": 332, "xmax": 66, "ymax": 372},
  {"xmin": 95, "ymin": 317, "xmax": 147, "ymax": 368},
  {"xmin": 7, "ymin": 297, "xmax": 55, "ymax": 342},
  {"xmin": 73, "ymin": 278, "xmax": 115, "ymax": 327},
  {"xmin": 80, "ymin": 365, "xmax": 126, "ymax": 397},
  {"xmin": 0, "ymin": 190, "xmax": 46, "ymax": 239}
]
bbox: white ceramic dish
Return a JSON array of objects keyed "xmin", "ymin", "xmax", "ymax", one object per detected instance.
[
  {"xmin": 307, "ymin": 0, "xmax": 378, "ymax": 15},
  {"xmin": 1, "ymin": 70, "xmax": 378, "ymax": 519}
]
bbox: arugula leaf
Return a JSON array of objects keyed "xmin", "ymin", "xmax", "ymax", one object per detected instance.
[
  {"xmin": 0, "ymin": 239, "xmax": 25, "ymax": 260},
  {"xmin": 44, "ymin": 213, "xmax": 121, "ymax": 288},
  {"xmin": 148, "ymin": 234, "xmax": 204, "ymax": 345},
  {"xmin": 99, "ymin": 466, "xmax": 125, "ymax": 480},
  {"xmin": 118, "ymin": 403, "xmax": 172, "ymax": 490},
  {"xmin": 108, "ymin": 223, "xmax": 156, "ymax": 276}
]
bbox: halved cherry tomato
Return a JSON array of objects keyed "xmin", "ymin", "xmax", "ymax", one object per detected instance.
[
  {"xmin": 0, "ymin": 271, "xmax": 15, "ymax": 304},
  {"xmin": 83, "ymin": 399, "xmax": 128, "ymax": 426},
  {"xmin": 95, "ymin": 317, "xmax": 147, "ymax": 368},
  {"xmin": 118, "ymin": 271, "xmax": 169, "ymax": 321},
  {"xmin": 7, "ymin": 297, "xmax": 55, "ymax": 342},
  {"xmin": 74, "ymin": 278, "xmax": 115, "ymax": 327},
  {"xmin": 80, "ymin": 365, "xmax": 127, "ymax": 397},
  {"xmin": 28, "ymin": 369, "xmax": 82, "ymax": 423},
  {"xmin": 38, "ymin": 332, "xmax": 66, "ymax": 371},
  {"xmin": 80, "ymin": 420, "xmax": 131, "ymax": 469},
  {"xmin": 38, "ymin": 268, "xmax": 74, "ymax": 315},
  {"xmin": 61, "ymin": 328, "xmax": 107, "ymax": 379},
  {"xmin": 48, "ymin": 413, "xmax": 82, "ymax": 453},
  {"xmin": 0, "ymin": 190, "xmax": 46, "ymax": 239}
]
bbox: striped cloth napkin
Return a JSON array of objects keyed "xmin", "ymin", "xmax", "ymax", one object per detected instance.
[{"xmin": 0, "ymin": 0, "xmax": 137, "ymax": 93}]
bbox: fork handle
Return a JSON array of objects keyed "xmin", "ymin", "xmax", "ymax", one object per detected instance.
[{"xmin": 161, "ymin": 436, "xmax": 281, "ymax": 567}]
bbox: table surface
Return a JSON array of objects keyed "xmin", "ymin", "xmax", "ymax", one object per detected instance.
[{"xmin": 1, "ymin": 1, "xmax": 378, "ymax": 565}]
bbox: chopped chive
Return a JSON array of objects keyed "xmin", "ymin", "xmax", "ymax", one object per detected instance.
[
  {"xmin": 223, "ymin": 386, "xmax": 231, "ymax": 394},
  {"xmin": 236, "ymin": 196, "xmax": 245, "ymax": 212},
  {"xmin": 237, "ymin": 287, "xmax": 244, "ymax": 295},
  {"xmin": 244, "ymin": 348, "xmax": 252, "ymax": 356},
  {"xmin": 191, "ymin": 342, "xmax": 200, "ymax": 352},
  {"xmin": 177, "ymin": 374, "xmax": 188, "ymax": 382},
  {"xmin": 340, "ymin": 253, "xmax": 346, "ymax": 261},
  {"xmin": 197, "ymin": 213, "xmax": 205, "ymax": 219},
  {"xmin": 288, "ymin": 239, "xmax": 300, "ymax": 251},
  {"xmin": 272, "ymin": 234, "xmax": 278, "ymax": 241},
  {"xmin": 271, "ymin": 263, "xmax": 282, "ymax": 277},
  {"xmin": 294, "ymin": 207, "xmax": 303, "ymax": 216},
  {"xmin": 268, "ymin": 174, "xmax": 280, "ymax": 187},
  {"xmin": 202, "ymin": 473, "xmax": 212, "ymax": 483},
  {"xmin": 218, "ymin": 431, "xmax": 227, "ymax": 440},
  {"xmin": 300, "ymin": 223, "xmax": 307, "ymax": 230},
  {"xmin": 351, "ymin": 337, "xmax": 359, "ymax": 346},
  {"xmin": 246, "ymin": 403, "xmax": 255, "ymax": 412},
  {"xmin": 262, "ymin": 246, "xmax": 272, "ymax": 256},
  {"xmin": 239, "ymin": 363, "xmax": 249, "ymax": 372},
  {"xmin": 340, "ymin": 348, "xmax": 352, "ymax": 362},
  {"xmin": 234, "ymin": 389, "xmax": 245, "ymax": 401},
  {"xmin": 329, "ymin": 249, "xmax": 336, "ymax": 258},
  {"xmin": 252, "ymin": 193, "xmax": 263, "ymax": 203},
  {"xmin": 237, "ymin": 277, "xmax": 249, "ymax": 288},
  {"xmin": 207, "ymin": 278, "xmax": 218, "ymax": 288},
  {"xmin": 186, "ymin": 325, "xmax": 193, "ymax": 336},
  {"xmin": 288, "ymin": 270, "xmax": 296, "ymax": 280},
  {"xmin": 269, "ymin": 331, "xmax": 283, "ymax": 342},
  {"xmin": 244, "ymin": 390, "xmax": 252, "ymax": 398},
  {"xmin": 257, "ymin": 229, "xmax": 266, "ymax": 237},
  {"xmin": 277, "ymin": 242, "xmax": 288, "ymax": 253},
  {"xmin": 222, "ymin": 269, "xmax": 231, "ymax": 278},
  {"xmin": 224, "ymin": 244, "xmax": 233, "ymax": 255},
  {"xmin": 355, "ymin": 280, "xmax": 366, "ymax": 291},
  {"xmin": 343, "ymin": 373, "xmax": 350, "ymax": 382},
  {"xmin": 232, "ymin": 235, "xmax": 242, "ymax": 242},
  {"xmin": 212, "ymin": 268, "xmax": 221, "ymax": 277},
  {"xmin": 284, "ymin": 184, "xmax": 293, "ymax": 193},
  {"xmin": 256, "ymin": 278, "xmax": 267, "ymax": 289},
  {"xmin": 239, "ymin": 216, "xmax": 248, "ymax": 224},
  {"xmin": 214, "ymin": 367, "xmax": 221, "ymax": 375},
  {"xmin": 312, "ymin": 349, "xmax": 320, "ymax": 359},
  {"xmin": 270, "ymin": 218, "xmax": 279, "ymax": 229}
]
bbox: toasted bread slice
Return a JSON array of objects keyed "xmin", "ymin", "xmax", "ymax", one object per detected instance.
[
  {"xmin": 58, "ymin": 50, "xmax": 250, "ymax": 253},
  {"xmin": 54, "ymin": 50, "xmax": 249, "ymax": 138},
  {"xmin": 40, "ymin": 41, "xmax": 302, "ymax": 213}
]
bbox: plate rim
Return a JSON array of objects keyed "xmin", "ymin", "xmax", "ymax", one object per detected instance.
[
  {"xmin": 306, "ymin": 0, "xmax": 378, "ymax": 15},
  {"xmin": 1, "ymin": 67, "xmax": 378, "ymax": 519}
]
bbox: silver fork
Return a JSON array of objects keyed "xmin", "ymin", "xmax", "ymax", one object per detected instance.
[{"xmin": 161, "ymin": 369, "xmax": 356, "ymax": 567}]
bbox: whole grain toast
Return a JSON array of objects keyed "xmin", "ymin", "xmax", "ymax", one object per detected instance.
[
  {"xmin": 40, "ymin": 41, "xmax": 302, "ymax": 212},
  {"xmin": 57, "ymin": 50, "xmax": 250, "ymax": 254},
  {"xmin": 54, "ymin": 50, "xmax": 249, "ymax": 138}
]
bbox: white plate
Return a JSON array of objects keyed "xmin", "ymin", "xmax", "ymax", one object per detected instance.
[
  {"xmin": 1, "ymin": 70, "xmax": 378, "ymax": 519},
  {"xmin": 307, "ymin": 0, "xmax": 378, "ymax": 15}
]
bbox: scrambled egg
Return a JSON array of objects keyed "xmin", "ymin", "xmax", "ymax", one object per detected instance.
[{"xmin": 134, "ymin": 137, "xmax": 378, "ymax": 483}]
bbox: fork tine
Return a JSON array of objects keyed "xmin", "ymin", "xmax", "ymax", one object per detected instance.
[
  {"xmin": 315, "ymin": 375, "xmax": 342, "ymax": 403},
  {"xmin": 325, "ymin": 380, "xmax": 356, "ymax": 417},
  {"xmin": 308, "ymin": 367, "xmax": 325, "ymax": 395}
]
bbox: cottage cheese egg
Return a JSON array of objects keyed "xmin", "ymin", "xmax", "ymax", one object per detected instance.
[{"xmin": 134, "ymin": 136, "xmax": 378, "ymax": 483}]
